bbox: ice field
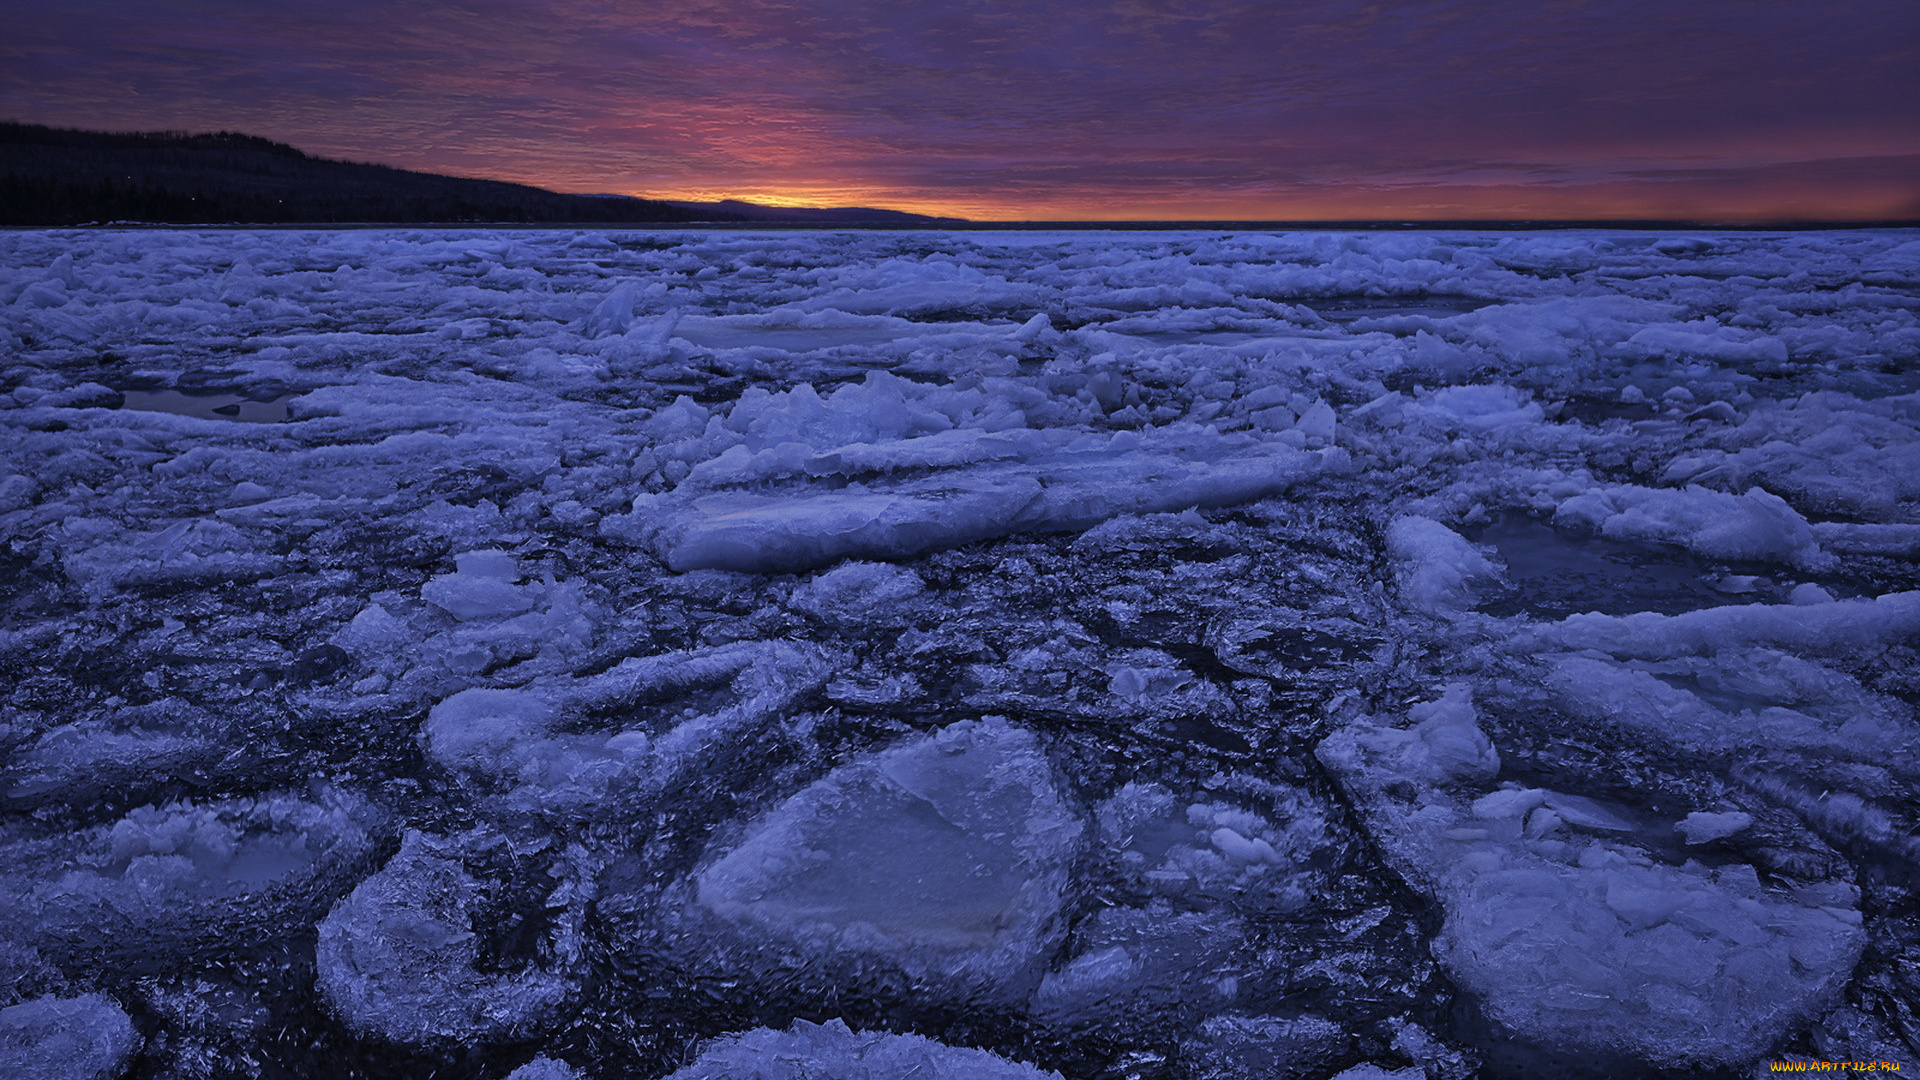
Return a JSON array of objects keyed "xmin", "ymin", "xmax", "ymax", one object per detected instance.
[{"xmin": 1, "ymin": 225, "xmax": 1917, "ymax": 1079}]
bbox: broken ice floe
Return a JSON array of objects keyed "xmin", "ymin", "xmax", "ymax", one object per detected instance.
[
  {"xmin": 662, "ymin": 1019, "xmax": 1061, "ymax": 1080},
  {"xmin": 3, "ymin": 228, "xmax": 1918, "ymax": 1075},
  {"xmin": 1, "ymin": 788, "xmax": 382, "ymax": 973},
  {"xmin": 1319, "ymin": 685, "xmax": 1864, "ymax": 1067},
  {"xmin": 422, "ymin": 640, "xmax": 830, "ymax": 820},
  {"xmin": 0, "ymin": 994, "xmax": 140, "ymax": 1080},
  {"xmin": 673, "ymin": 717, "xmax": 1082, "ymax": 1003},
  {"xmin": 629, "ymin": 428, "xmax": 1341, "ymax": 574},
  {"xmin": 315, "ymin": 830, "xmax": 594, "ymax": 1045}
]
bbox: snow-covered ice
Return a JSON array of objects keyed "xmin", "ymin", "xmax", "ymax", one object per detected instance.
[{"xmin": 2, "ymin": 226, "xmax": 1917, "ymax": 1077}]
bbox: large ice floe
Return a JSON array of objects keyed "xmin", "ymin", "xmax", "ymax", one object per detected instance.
[
  {"xmin": 669, "ymin": 717, "xmax": 1082, "ymax": 1004},
  {"xmin": 2, "ymin": 227, "xmax": 1918, "ymax": 1078}
]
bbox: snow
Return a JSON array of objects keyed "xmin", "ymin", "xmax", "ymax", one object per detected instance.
[{"xmin": 3, "ymin": 225, "xmax": 1917, "ymax": 1077}]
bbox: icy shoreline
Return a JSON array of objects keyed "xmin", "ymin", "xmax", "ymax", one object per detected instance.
[{"xmin": 2, "ymin": 227, "xmax": 1917, "ymax": 1078}]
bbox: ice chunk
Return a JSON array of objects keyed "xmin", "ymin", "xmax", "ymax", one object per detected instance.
[
  {"xmin": 1623, "ymin": 323, "xmax": 1788, "ymax": 364},
  {"xmin": 789, "ymin": 560, "xmax": 925, "ymax": 624},
  {"xmin": 663, "ymin": 476, "xmax": 1044, "ymax": 573},
  {"xmin": 662, "ymin": 1019, "xmax": 1061, "ymax": 1080},
  {"xmin": 0, "ymin": 994, "xmax": 140, "ymax": 1080},
  {"xmin": 1789, "ymin": 582, "xmax": 1836, "ymax": 605},
  {"xmin": 1320, "ymin": 692, "xmax": 1864, "ymax": 1068},
  {"xmin": 1541, "ymin": 649, "xmax": 1914, "ymax": 763},
  {"xmin": 1552, "ymin": 484, "xmax": 1829, "ymax": 569},
  {"xmin": 424, "ymin": 688, "xmax": 572, "ymax": 779},
  {"xmin": 1330, "ymin": 1066, "xmax": 1423, "ymax": 1080},
  {"xmin": 421, "ymin": 550, "xmax": 537, "ymax": 620},
  {"xmin": 504, "ymin": 1058, "xmax": 581, "ymax": 1080},
  {"xmin": 581, "ymin": 281, "xmax": 637, "ymax": 337},
  {"xmin": 1676, "ymin": 811, "xmax": 1753, "ymax": 845},
  {"xmin": 688, "ymin": 718, "xmax": 1082, "ymax": 999},
  {"xmin": 1529, "ymin": 590, "xmax": 1920, "ymax": 660},
  {"xmin": 1386, "ymin": 516, "xmax": 1499, "ymax": 615},
  {"xmin": 1182, "ymin": 1014, "xmax": 1351, "ymax": 1080},
  {"xmin": 1406, "ymin": 383, "xmax": 1543, "ymax": 432},
  {"xmin": 315, "ymin": 832, "xmax": 584, "ymax": 1044},
  {"xmin": 4, "ymin": 789, "xmax": 382, "ymax": 968},
  {"xmin": 1318, "ymin": 684, "xmax": 1500, "ymax": 788},
  {"xmin": 656, "ymin": 441, "xmax": 1331, "ymax": 574},
  {"xmin": 1433, "ymin": 844, "xmax": 1862, "ymax": 1064}
]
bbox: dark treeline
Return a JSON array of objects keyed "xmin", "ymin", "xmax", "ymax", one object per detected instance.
[{"xmin": 0, "ymin": 122, "xmax": 728, "ymax": 226}]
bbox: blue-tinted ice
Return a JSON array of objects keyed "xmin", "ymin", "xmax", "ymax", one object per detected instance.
[{"xmin": 1, "ymin": 227, "xmax": 1916, "ymax": 1078}]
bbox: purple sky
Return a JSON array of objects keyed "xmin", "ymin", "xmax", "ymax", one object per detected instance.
[{"xmin": 4, "ymin": 0, "xmax": 1916, "ymax": 219}]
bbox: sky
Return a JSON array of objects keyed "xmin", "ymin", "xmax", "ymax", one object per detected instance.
[{"xmin": 3, "ymin": 0, "xmax": 1917, "ymax": 221}]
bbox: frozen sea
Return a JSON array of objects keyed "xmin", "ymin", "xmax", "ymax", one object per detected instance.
[{"xmin": 1, "ymin": 226, "xmax": 1917, "ymax": 1080}]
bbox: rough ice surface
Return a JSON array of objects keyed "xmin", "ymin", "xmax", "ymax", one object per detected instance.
[
  {"xmin": 1320, "ymin": 687, "xmax": 1864, "ymax": 1067},
  {"xmin": 0, "ymin": 995, "xmax": 140, "ymax": 1080},
  {"xmin": 662, "ymin": 1019, "xmax": 1061, "ymax": 1080},
  {"xmin": 682, "ymin": 717, "xmax": 1081, "ymax": 1002},
  {"xmin": 2, "ymin": 227, "xmax": 1918, "ymax": 1078},
  {"xmin": 315, "ymin": 830, "xmax": 592, "ymax": 1045}
]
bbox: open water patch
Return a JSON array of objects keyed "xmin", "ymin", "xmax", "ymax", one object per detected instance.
[
  {"xmin": 118, "ymin": 389, "xmax": 296, "ymax": 423},
  {"xmin": 1470, "ymin": 512, "xmax": 1788, "ymax": 618}
]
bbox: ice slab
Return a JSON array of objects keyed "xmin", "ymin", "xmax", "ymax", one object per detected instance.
[
  {"xmin": 663, "ymin": 1019, "xmax": 1061, "ymax": 1080},
  {"xmin": 1526, "ymin": 590, "xmax": 1920, "ymax": 660},
  {"xmin": 315, "ymin": 831, "xmax": 587, "ymax": 1045},
  {"xmin": 688, "ymin": 718, "xmax": 1082, "ymax": 999},
  {"xmin": 1319, "ymin": 687, "xmax": 1864, "ymax": 1068},
  {"xmin": 421, "ymin": 549, "xmax": 538, "ymax": 621},
  {"xmin": 0, "ymin": 994, "xmax": 140, "ymax": 1080},
  {"xmin": 3, "ymin": 789, "xmax": 381, "ymax": 969},
  {"xmin": 650, "ymin": 440, "xmax": 1333, "ymax": 574},
  {"xmin": 422, "ymin": 641, "xmax": 831, "ymax": 820},
  {"xmin": 1386, "ymin": 515, "xmax": 1499, "ymax": 615},
  {"xmin": 504, "ymin": 1058, "xmax": 581, "ymax": 1080},
  {"xmin": 1553, "ymin": 484, "xmax": 1830, "ymax": 570}
]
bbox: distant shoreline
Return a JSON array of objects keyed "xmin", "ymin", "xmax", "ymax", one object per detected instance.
[{"xmin": 11, "ymin": 218, "xmax": 1917, "ymax": 232}]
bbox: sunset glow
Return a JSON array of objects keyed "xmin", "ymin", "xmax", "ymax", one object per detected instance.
[{"xmin": 3, "ymin": 0, "xmax": 1915, "ymax": 220}]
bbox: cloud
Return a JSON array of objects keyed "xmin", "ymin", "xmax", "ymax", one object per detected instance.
[{"xmin": 2, "ymin": 0, "xmax": 1915, "ymax": 217}]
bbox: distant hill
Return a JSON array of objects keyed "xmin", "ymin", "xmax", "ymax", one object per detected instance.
[
  {"xmin": 0, "ymin": 123, "xmax": 969, "ymax": 227},
  {"xmin": 666, "ymin": 199, "xmax": 966, "ymax": 225},
  {"xmin": 0, "ymin": 123, "xmax": 721, "ymax": 226}
]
